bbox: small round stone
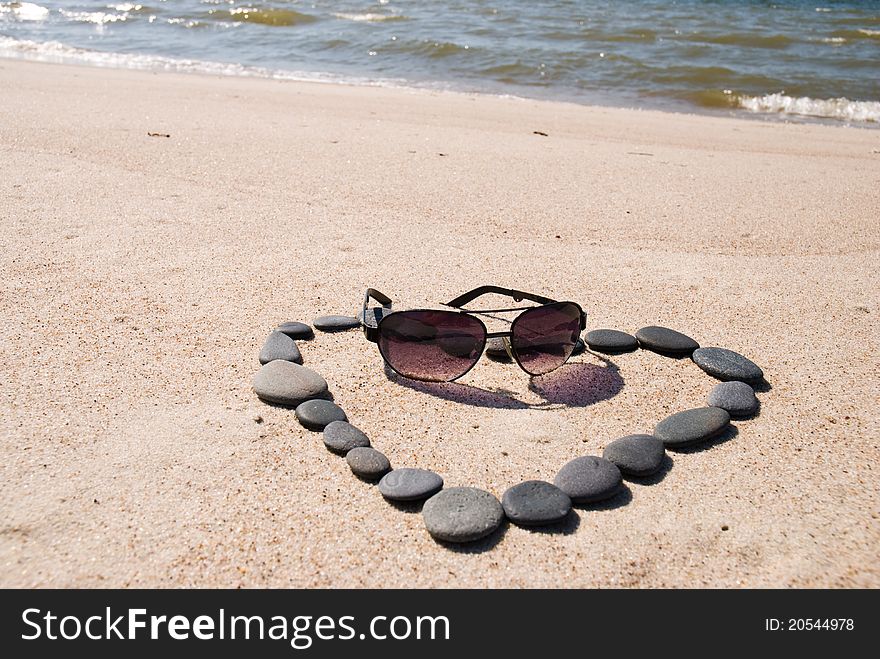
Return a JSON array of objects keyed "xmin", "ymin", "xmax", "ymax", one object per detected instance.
[
  {"xmin": 346, "ymin": 447, "xmax": 391, "ymax": 480},
  {"xmin": 585, "ymin": 329, "xmax": 638, "ymax": 353},
  {"xmin": 378, "ymin": 468, "xmax": 444, "ymax": 501},
  {"xmin": 501, "ymin": 480, "xmax": 572, "ymax": 526},
  {"xmin": 692, "ymin": 347, "xmax": 764, "ymax": 382},
  {"xmin": 602, "ymin": 434, "xmax": 666, "ymax": 477},
  {"xmin": 258, "ymin": 331, "xmax": 302, "ymax": 365},
  {"xmin": 322, "ymin": 420, "xmax": 370, "ymax": 454},
  {"xmin": 708, "ymin": 381, "xmax": 759, "ymax": 417},
  {"xmin": 313, "ymin": 315, "xmax": 360, "ymax": 332},
  {"xmin": 635, "ymin": 326, "xmax": 699, "ymax": 355},
  {"xmin": 655, "ymin": 407, "xmax": 730, "ymax": 448},
  {"xmin": 276, "ymin": 321, "xmax": 314, "ymax": 340},
  {"xmin": 252, "ymin": 360, "xmax": 329, "ymax": 407},
  {"xmin": 553, "ymin": 456, "xmax": 623, "ymax": 503},
  {"xmin": 484, "ymin": 336, "xmax": 511, "ymax": 361},
  {"xmin": 295, "ymin": 399, "xmax": 347, "ymax": 431},
  {"xmin": 422, "ymin": 487, "xmax": 504, "ymax": 543}
]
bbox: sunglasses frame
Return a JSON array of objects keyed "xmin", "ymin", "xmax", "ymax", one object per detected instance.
[{"xmin": 360, "ymin": 286, "xmax": 587, "ymax": 381}]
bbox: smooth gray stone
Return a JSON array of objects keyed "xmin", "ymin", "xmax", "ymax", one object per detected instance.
[
  {"xmin": 602, "ymin": 434, "xmax": 666, "ymax": 477},
  {"xmin": 655, "ymin": 407, "xmax": 730, "ymax": 448},
  {"xmin": 346, "ymin": 447, "xmax": 391, "ymax": 480},
  {"xmin": 295, "ymin": 399, "xmax": 347, "ymax": 431},
  {"xmin": 252, "ymin": 361, "xmax": 329, "ymax": 406},
  {"xmin": 635, "ymin": 326, "xmax": 699, "ymax": 355},
  {"xmin": 585, "ymin": 329, "xmax": 638, "ymax": 353},
  {"xmin": 553, "ymin": 456, "xmax": 623, "ymax": 503},
  {"xmin": 708, "ymin": 381, "xmax": 759, "ymax": 417},
  {"xmin": 422, "ymin": 487, "xmax": 504, "ymax": 543},
  {"xmin": 258, "ymin": 331, "xmax": 303, "ymax": 365},
  {"xmin": 276, "ymin": 321, "xmax": 314, "ymax": 340},
  {"xmin": 501, "ymin": 480, "xmax": 572, "ymax": 526},
  {"xmin": 485, "ymin": 336, "xmax": 511, "ymax": 361},
  {"xmin": 323, "ymin": 421, "xmax": 370, "ymax": 454},
  {"xmin": 314, "ymin": 315, "xmax": 360, "ymax": 331},
  {"xmin": 693, "ymin": 347, "xmax": 764, "ymax": 382},
  {"xmin": 378, "ymin": 468, "xmax": 444, "ymax": 501}
]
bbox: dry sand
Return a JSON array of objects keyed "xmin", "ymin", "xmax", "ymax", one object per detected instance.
[{"xmin": 1, "ymin": 60, "xmax": 878, "ymax": 588}]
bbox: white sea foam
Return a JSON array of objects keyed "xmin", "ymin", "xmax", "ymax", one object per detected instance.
[
  {"xmin": 0, "ymin": 2, "xmax": 49, "ymax": 21},
  {"xmin": 0, "ymin": 35, "xmax": 410, "ymax": 87},
  {"xmin": 822, "ymin": 37, "xmax": 846, "ymax": 44},
  {"xmin": 736, "ymin": 92, "xmax": 880, "ymax": 123},
  {"xmin": 59, "ymin": 9, "xmax": 129, "ymax": 24},
  {"xmin": 333, "ymin": 12, "xmax": 406, "ymax": 22}
]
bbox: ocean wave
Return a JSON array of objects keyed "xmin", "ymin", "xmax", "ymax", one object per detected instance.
[
  {"xmin": 333, "ymin": 12, "xmax": 408, "ymax": 23},
  {"xmin": 223, "ymin": 7, "xmax": 316, "ymax": 27},
  {"xmin": 0, "ymin": 2, "xmax": 49, "ymax": 21},
  {"xmin": 0, "ymin": 35, "xmax": 410, "ymax": 86},
  {"xmin": 736, "ymin": 92, "xmax": 880, "ymax": 123},
  {"xmin": 60, "ymin": 9, "xmax": 130, "ymax": 24}
]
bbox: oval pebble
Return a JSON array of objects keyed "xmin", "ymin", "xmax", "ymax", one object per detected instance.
[
  {"xmin": 485, "ymin": 336, "xmax": 511, "ymax": 361},
  {"xmin": 553, "ymin": 456, "xmax": 622, "ymax": 503},
  {"xmin": 585, "ymin": 329, "xmax": 638, "ymax": 353},
  {"xmin": 692, "ymin": 347, "xmax": 763, "ymax": 382},
  {"xmin": 635, "ymin": 326, "xmax": 699, "ymax": 355},
  {"xmin": 276, "ymin": 321, "xmax": 314, "ymax": 340},
  {"xmin": 252, "ymin": 360, "xmax": 328, "ymax": 407},
  {"xmin": 501, "ymin": 480, "xmax": 572, "ymax": 526},
  {"xmin": 655, "ymin": 407, "xmax": 730, "ymax": 448},
  {"xmin": 314, "ymin": 315, "xmax": 360, "ymax": 332},
  {"xmin": 322, "ymin": 421, "xmax": 370, "ymax": 454},
  {"xmin": 295, "ymin": 399, "xmax": 347, "ymax": 431},
  {"xmin": 346, "ymin": 447, "xmax": 391, "ymax": 480},
  {"xmin": 378, "ymin": 468, "xmax": 444, "ymax": 501},
  {"xmin": 258, "ymin": 331, "xmax": 302, "ymax": 365},
  {"xmin": 707, "ymin": 381, "xmax": 759, "ymax": 417},
  {"xmin": 422, "ymin": 487, "xmax": 504, "ymax": 543},
  {"xmin": 602, "ymin": 434, "xmax": 666, "ymax": 477}
]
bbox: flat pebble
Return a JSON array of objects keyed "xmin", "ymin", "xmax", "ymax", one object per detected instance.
[
  {"xmin": 252, "ymin": 360, "xmax": 328, "ymax": 407},
  {"xmin": 485, "ymin": 336, "xmax": 511, "ymax": 360},
  {"xmin": 692, "ymin": 347, "xmax": 764, "ymax": 382},
  {"xmin": 553, "ymin": 456, "xmax": 622, "ymax": 503},
  {"xmin": 314, "ymin": 315, "xmax": 360, "ymax": 331},
  {"xmin": 655, "ymin": 407, "xmax": 730, "ymax": 448},
  {"xmin": 323, "ymin": 421, "xmax": 370, "ymax": 454},
  {"xmin": 707, "ymin": 381, "xmax": 759, "ymax": 417},
  {"xmin": 501, "ymin": 480, "xmax": 572, "ymax": 526},
  {"xmin": 295, "ymin": 399, "xmax": 347, "ymax": 431},
  {"xmin": 378, "ymin": 468, "xmax": 444, "ymax": 501},
  {"xmin": 346, "ymin": 447, "xmax": 391, "ymax": 480},
  {"xmin": 602, "ymin": 434, "xmax": 666, "ymax": 477},
  {"xmin": 422, "ymin": 487, "xmax": 504, "ymax": 543},
  {"xmin": 258, "ymin": 331, "xmax": 302, "ymax": 365},
  {"xmin": 585, "ymin": 329, "xmax": 638, "ymax": 353},
  {"xmin": 276, "ymin": 321, "xmax": 314, "ymax": 340},
  {"xmin": 635, "ymin": 326, "xmax": 699, "ymax": 355}
]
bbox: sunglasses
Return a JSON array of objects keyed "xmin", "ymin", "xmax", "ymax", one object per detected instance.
[{"xmin": 360, "ymin": 285, "xmax": 586, "ymax": 382}]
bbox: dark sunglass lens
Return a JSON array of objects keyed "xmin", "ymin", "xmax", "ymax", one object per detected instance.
[
  {"xmin": 378, "ymin": 311, "xmax": 485, "ymax": 382},
  {"xmin": 511, "ymin": 302, "xmax": 582, "ymax": 376}
]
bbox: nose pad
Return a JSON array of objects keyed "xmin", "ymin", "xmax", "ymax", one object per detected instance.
[{"xmin": 502, "ymin": 336, "xmax": 516, "ymax": 362}]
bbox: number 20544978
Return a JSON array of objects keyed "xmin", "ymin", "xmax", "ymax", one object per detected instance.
[{"xmin": 765, "ymin": 619, "xmax": 854, "ymax": 631}]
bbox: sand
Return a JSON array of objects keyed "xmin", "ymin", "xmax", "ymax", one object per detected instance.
[{"xmin": 1, "ymin": 59, "xmax": 878, "ymax": 588}]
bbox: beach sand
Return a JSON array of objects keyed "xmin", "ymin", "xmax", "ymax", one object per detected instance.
[{"xmin": 1, "ymin": 59, "xmax": 878, "ymax": 588}]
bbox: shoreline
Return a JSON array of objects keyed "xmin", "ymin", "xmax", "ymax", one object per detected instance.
[
  {"xmin": 1, "ymin": 59, "xmax": 878, "ymax": 588},
  {"xmin": 1, "ymin": 38, "xmax": 878, "ymax": 130}
]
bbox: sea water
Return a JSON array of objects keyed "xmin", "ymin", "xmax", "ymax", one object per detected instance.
[{"xmin": 1, "ymin": 0, "xmax": 878, "ymax": 123}]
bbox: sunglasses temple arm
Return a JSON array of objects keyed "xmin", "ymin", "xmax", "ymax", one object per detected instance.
[
  {"xmin": 444, "ymin": 285, "xmax": 556, "ymax": 309},
  {"xmin": 361, "ymin": 288, "xmax": 394, "ymax": 343}
]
